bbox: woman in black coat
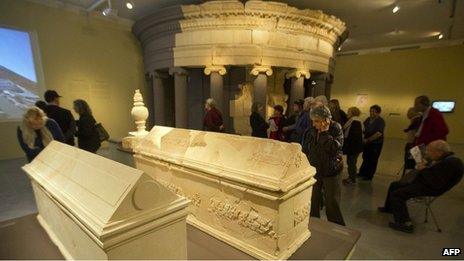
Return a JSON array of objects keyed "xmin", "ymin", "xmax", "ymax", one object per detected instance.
[
  {"xmin": 342, "ymin": 107, "xmax": 364, "ymax": 185},
  {"xmin": 73, "ymin": 99, "xmax": 101, "ymax": 153},
  {"xmin": 250, "ymin": 102, "xmax": 269, "ymax": 138}
]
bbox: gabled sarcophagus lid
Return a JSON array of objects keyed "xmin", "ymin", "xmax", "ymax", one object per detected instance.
[
  {"xmin": 134, "ymin": 126, "xmax": 315, "ymax": 194},
  {"xmin": 23, "ymin": 141, "xmax": 189, "ymax": 260},
  {"xmin": 133, "ymin": 126, "xmax": 316, "ymax": 260}
]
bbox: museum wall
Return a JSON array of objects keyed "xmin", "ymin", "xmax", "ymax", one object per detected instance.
[
  {"xmin": 0, "ymin": 0, "xmax": 149, "ymax": 160},
  {"xmin": 331, "ymin": 45, "xmax": 464, "ymax": 144}
]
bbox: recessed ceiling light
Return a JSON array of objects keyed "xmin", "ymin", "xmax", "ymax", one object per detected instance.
[
  {"xmin": 337, "ymin": 46, "xmax": 342, "ymax": 51},
  {"xmin": 438, "ymin": 34, "xmax": 444, "ymax": 39},
  {"xmin": 392, "ymin": 6, "xmax": 400, "ymax": 13},
  {"xmin": 126, "ymin": 2, "xmax": 133, "ymax": 10}
]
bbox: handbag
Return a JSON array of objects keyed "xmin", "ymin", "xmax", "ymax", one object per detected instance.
[{"xmin": 95, "ymin": 122, "xmax": 110, "ymax": 141}]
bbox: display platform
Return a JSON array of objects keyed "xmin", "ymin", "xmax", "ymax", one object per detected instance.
[{"xmin": 0, "ymin": 214, "xmax": 360, "ymax": 260}]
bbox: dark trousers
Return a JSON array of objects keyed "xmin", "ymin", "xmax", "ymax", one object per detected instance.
[
  {"xmin": 403, "ymin": 143, "xmax": 416, "ymax": 175},
  {"xmin": 311, "ymin": 175, "xmax": 346, "ymax": 226},
  {"xmin": 383, "ymin": 180, "xmax": 436, "ymax": 223},
  {"xmin": 359, "ymin": 142, "xmax": 383, "ymax": 179},
  {"xmin": 346, "ymin": 153, "xmax": 360, "ymax": 181}
]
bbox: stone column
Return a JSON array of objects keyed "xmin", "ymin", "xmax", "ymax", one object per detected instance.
[
  {"xmin": 250, "ymin": 65, "xmax": 273, "ymax": 118},
  {"xmin": 286, "ymin": 69, "xmax": 310, "ymax": 111},
  {"xmin": 153, "ymin": 71, "xmax": 168, "ymax": 126},
  {"xmin": 204, "ymin": 65, "xmax": 227, "ymax": 114},
  {"xmin": 169, "ymin": 67, "xmax": 189, "ymax": 128}
]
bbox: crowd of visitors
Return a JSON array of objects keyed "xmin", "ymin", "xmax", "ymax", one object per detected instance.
[{"xmin": 18, "ymin": 90, "xmax": 102, "ymax": 161}]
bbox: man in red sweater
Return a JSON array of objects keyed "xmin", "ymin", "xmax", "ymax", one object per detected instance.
[{"xmin": 414, "ymin": 95, "xmax": 449, "ymax": 146}]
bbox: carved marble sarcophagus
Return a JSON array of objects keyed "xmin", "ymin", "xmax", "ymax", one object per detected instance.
[
  {"xmin": 23, "ymin": 141, "xmax": 190, "ymax": 260},
  {"xmin": 133, "ymin": 126, "xmax": 317, "ymax": 260}
]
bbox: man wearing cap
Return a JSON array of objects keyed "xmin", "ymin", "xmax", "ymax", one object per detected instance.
[{"xmin": 44, "ymin": 90, "xmax": 76, "ymax": 146}]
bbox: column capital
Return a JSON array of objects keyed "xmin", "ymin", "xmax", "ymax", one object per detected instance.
[
  {"xmin": 285, "ymin": 69, "xmax": 311, "ymax": 79},
  {"xmin": 169, "ymin": 67, "xmax": 189, "ymax": 76},
  {"xmin": 153, "ymin": 71, "xmax": 169, "ymax": 79},
  {"xmin": 204, "ymin": 65, "xmax": 227, "ymax": 76},
  {"xmin": 250, "ymin": 65, "xmax": 273, "ymax": 77}
]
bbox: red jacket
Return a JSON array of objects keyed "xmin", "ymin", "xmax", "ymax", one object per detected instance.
[
  {"xmin": 203, "ymin": 107, "xmax": 223, "ymax": 132},
  {"xmin": 415, "ymin": 107, "xmax": 449, "ymax": 145}
]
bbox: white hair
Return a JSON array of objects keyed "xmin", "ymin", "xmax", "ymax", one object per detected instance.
[
  {"xmin": 20, "ymin": 107, "xmax": 53, "ymax": 149},
  {"xmin": 303, "ymin": 97, "xmax": 315, "ymax": 111},
  {"xmin": 310, "ymin": 105, "xmax": 332, "ymax": 120},
  {"xmin": 206, "ymin": 98, "xmax": 216, "ymax": 107},
  {"xmin": 314, "ymin": 95, "xmax": 328, "ymax": 106}
]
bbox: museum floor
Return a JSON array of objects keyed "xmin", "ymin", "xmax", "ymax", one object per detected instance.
[{"xmin": 1, "ymin": 138, "xmax": 463, "ymax": 259}]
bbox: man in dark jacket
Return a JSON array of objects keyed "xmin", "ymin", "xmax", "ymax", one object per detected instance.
[
  {"xmin": 43, "ymin": 90, "xmax": 76, "ymax": 146},
  {"xmin": 379, "ymin": 140, "xmax": 463, "ymax": 233},
  {"xmin": 414, "ymin": 95, "xmax": 449, "ymax": 146},
  {"xmin": 302, "ymin": 105, "xmax": 345, "ymax": 226}
]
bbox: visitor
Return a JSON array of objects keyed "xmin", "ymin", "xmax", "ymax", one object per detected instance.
[
  {"xmin": 414, "ymin": 95, "xmax": 449, "ymax": 146},
  {"xmin": 268, "ymin": 105, "xmax": 286, "ymax": 141},
  {"xmin": 358, "ymin": 105, "xmax": 385, "ymax": 180},
  {"xmin": 379, "ymin": 140, "xmax": 463, "ymax": 233},
  {"xmin": 43, "ymin": 90, "xmax": 76, "ymax": 146},
  {"xmin": 283, "ymin": 99, "xmax": 304, "ymax": 142},
  {"xmin": 34, "ymin": 100, "xmax": 47, "ymax": 111},
  {"xmin": 203, "ymin": 98, "xmax": 224, "ymax": 132},
  {"xmin": 314, "ymin": 95, "xmax": 328, "ymax": 107},
  {"xmin": 73, "ymin": 99, "xmax": 101, "ymax": 153},
  {"xmin": 403, "ymin": 107, "xmax": 422, "ymax": 175},
  {"xmin": 342, "ymin": 107, "xmax": 364, "ymax": 185},
  {"xmin": 329, "ymin": 99, "xmax": 348, "ymax": 126},
  {"xmin": 302, "ymin": 105, "xmax": 345, "ymax": 226},
  {"xmin": 250, "ymin": 102, "xmax": 269, "ymax": 138},
  {"xmin": 17, "ymin": 107, "xmax": 64, "ymax": 162}
]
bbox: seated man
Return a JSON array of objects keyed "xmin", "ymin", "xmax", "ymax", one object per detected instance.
[{"xmin": 378, "ymin": 140, "xmax": 463, "ymax": 233}]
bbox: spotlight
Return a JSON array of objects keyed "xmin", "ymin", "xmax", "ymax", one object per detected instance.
[
  {"xmin": 438, "ymin": 34, "xmax": 444, "ymax": 39},
  {"xmin": 392, "ymin": 5, "xmax": 400, "ymax": 13},
  {"xmin": 126, "ymin": 2, "xmax": 133, "ymax": 9},
  {"xmin": 102, "ymin": 7, "xmax": 111, "ymax": 16},
  {"xmin": 337, "ymin": 46, "xmax": 342, "ymax": 51},
  {"xmin": 311, "ymin": 81, "xmax": 316, "ymax": 86}
]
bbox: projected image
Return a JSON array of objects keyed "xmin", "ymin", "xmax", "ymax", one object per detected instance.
[{"xmin": 0, "ymin": 27, "xmax": 40, "ymax": 120}]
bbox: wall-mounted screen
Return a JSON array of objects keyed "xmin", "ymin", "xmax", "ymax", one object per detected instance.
[
  {"xmin": 432, "ymin": 101, "xmax": 455, "ymax": 113},
  {"xmin": 0, "ymin": 27, "xmax": 42, "ymax": 121}
]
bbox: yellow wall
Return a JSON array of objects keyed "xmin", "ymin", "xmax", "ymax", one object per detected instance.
[
  {"xmin": 0, "ymin": 0, "xmax": 149, "ymax": 160},
  {"xmin": 331, "ymin": 45, "xmax": 464, "ymax": 144}
]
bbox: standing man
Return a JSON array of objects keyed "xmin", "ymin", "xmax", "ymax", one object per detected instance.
[
  {"xmin": 44, "ymin": 90, "xmax": 76, "ymax": 146},
  {"xmin": 414, "ymin": 95, "xmax": 449, "ymax": 146},
  {"xmin": 358, "ymin": 105, "xmax": 385, "ymax": 180}
]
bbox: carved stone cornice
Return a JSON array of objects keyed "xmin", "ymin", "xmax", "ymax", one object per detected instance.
[
  {"xmin": 285, "ymin": 69, "xmax": 311, "ymax": 79},
  {"xmin": 169, "ymin": 67, "xmax": 189, "ymax": 76},
  {"xmin": 204, "ymin": 65, "xmax": 227, "ymax": 76},
  {"xmin": 250, "ymin": 65, "xmax": 273, "ymax": 77}
]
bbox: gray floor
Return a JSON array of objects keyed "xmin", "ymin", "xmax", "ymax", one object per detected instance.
[{"xmin": 1, "ymin": 138, "xmax": 463, "ymax": 259}]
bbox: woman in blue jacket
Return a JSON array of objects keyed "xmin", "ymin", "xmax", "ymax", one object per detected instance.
[{"xmin": 17, "ymin": 106, "xmax": 64, "ymax": 162}]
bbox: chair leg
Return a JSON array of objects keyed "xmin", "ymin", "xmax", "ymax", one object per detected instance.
[{"xmin": 428, "ymin": 206, "xmax": 442, "ymax": 233}]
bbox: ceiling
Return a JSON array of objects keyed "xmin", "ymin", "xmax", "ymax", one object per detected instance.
[{"xmin": 52, "ymin": 0, "xmax": 464, "ymax": 52}]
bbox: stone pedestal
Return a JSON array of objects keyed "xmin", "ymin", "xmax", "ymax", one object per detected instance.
[
  {"xmin": 23, "ymin": 141, "xmax": 190, "ymax": 260},
  {"xmin": 133, "ymin": 126, "xmax": 317, "ymax": 260},
  {"xmin": 170, "ymin": 67, "xmax": 189, "ymax": 128}
]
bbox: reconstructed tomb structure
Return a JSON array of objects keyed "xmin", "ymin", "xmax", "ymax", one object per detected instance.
[
  {"xmin": 133, "ymin": 126, "xmax": 317, "ymax": 259},
  {"xmin": 133, "ymin": 0, "xmax": 346, "ymax": 134},
  {"xmin": 23, "ymin": 141, "xmax": 190, "ymax": 260}
]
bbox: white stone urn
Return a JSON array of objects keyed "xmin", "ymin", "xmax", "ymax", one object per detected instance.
[{"xmin": 130, "ymin": 89, "xmax": 149, "ymax": 136}]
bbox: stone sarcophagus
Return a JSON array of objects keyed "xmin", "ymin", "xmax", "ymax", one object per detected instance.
[
  {"xmin": 133, "ymin": 126, "xmax": 316, "ymax": 260},
  {"xmin": 23, "ymin": 141, "xmax": 190, "ymax": 260}
]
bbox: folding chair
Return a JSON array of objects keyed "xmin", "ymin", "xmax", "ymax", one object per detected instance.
[{"xmin": 412, "ymin": 196, "xmax": 442, "ymax": 232}]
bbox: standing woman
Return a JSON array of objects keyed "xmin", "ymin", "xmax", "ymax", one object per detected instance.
[
  {"xmin": 358, "ymin": 105, "xmax": 386, "ymax": 180},
  {"xmin": 250, "ymin": 102, "xmax": 269, "ymax": 138},
  {"xmin": 342, "ymin": 107, "xmax": 364, "ymax": 185},
  {"xmin": 203, "ymin": 98, "xmax": 224, "ymax": 132},
  {"xmin": 268, "ymin": 105, "xmax": 286, "ymax": 141},
  {"xmin": 302, "ymin": 105, "xmax": 345, "ymax": 226},
  {"xmin": 17, "ymin": 107, "xmax": 64, "ymax": 162},
  {"xmin": 73, "ymin": 99, "xmax": 101, "ymax": 153}
]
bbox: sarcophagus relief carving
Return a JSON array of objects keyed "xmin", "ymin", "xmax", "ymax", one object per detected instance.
[{"xmin": 133, "ymin": 126, "xmax": 316, "ymax": 259}]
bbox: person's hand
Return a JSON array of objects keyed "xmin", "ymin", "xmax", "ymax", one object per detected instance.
[{"xmin": 416, "ymin": 162, "xmax": 427, "ymax": 171}]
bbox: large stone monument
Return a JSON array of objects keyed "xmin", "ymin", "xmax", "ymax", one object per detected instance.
[
  {"xmin": 133, "ymin": 126, "xmax": 316, "ymax": 259},
  {"xmin": 23, "ymin": 141, "xmax": 190, "ymax": 260}
]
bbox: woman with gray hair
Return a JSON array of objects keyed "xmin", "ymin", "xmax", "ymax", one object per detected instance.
[
  {"xmin": 203, "ymin": 98, "xmax": 224, "ymax": 132},
  {"xmin": 302, "ymin": 105, "xmax": 345, "ymax": 226}
]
